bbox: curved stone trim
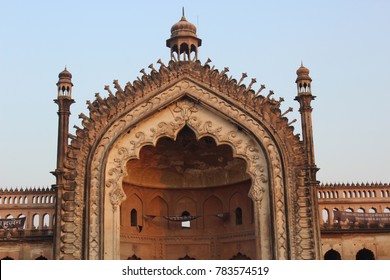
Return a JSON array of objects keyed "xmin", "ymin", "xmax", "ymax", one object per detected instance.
[
  {"xmin": 59, "ymin": 61, "xmax": 317, "ymax": 259},
  {"xmin": 102, "ymin": 97, "xmax": 272, "ymax": 259},
  {"xmin": 87, "ymin": 80, "xmax": 289, "ymax": 259}
]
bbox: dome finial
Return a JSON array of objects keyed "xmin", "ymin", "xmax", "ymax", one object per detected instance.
[{"xmin": 182, "ymin": 7, "xmax": 185, "ymax": 17}]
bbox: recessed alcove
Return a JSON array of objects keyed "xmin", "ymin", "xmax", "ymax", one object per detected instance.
[{"xmin": 120, "ymin": 126, "xmax": 255, "ymax": 260}]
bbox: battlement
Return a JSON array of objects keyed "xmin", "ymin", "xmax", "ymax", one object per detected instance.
[
  {"xmin": 319, "ymin": 182, "xmax": 390, "ymax": 188},
  {"xmin": 0, "ymin": 187, "xmax": 54, "ymax": 194}
]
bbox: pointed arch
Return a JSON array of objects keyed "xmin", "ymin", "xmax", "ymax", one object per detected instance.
[
  {"xmin": 147, "ymin": 195, "xmax": 169, "ymax": 228},
  {"xmin": 57, "ymin": 62, "xmax": 317, "ymax": 260},
  {"xmin": 203, "ymin": 195, "xmax": 224, "ymax": 229},
  {"xmin": 120, "ymin": 193, "xmax": 142, "ymax": 228},
  {"xmin": 324, "ymin": 249, "xmax": 341, "ymax": 260},
  {"xmin": 356, "ymin": 248, "xmax": 375, "ymax": 260}
]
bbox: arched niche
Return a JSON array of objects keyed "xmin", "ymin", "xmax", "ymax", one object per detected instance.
[
  {"xmin": 100, "ymin": 96, "xmax": 273, "ymax": 259},
  {"xmin": 85, "ymin": 80, "xmax": 293, "ymax": 260},
  {"xmin": 324, "ymin": 249, "xmax": 341, "ymax": 260}
]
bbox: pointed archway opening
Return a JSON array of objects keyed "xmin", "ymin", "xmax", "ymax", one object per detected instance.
[{"xmin": 119, "ymin": 125, "xmax": 255, "ymax": 259}]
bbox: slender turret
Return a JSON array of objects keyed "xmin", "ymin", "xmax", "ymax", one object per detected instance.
[
  {"xmin": 52, "ymin": 67, "xmax": 74, "ymax": 259},
  {"xmin": 295, "ymin": 63, "xmax": 322, "ymax": 259},
  {"xmin": 295, "ymin": 63, "xmax": 317, "ymax": 177}
]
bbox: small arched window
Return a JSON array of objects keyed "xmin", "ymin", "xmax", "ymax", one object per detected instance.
[
  {"xmin": 356, "ymin": 248, "xmax": 375, "ymax": 260},
  {"xmin": 322, "ymin": 208, "xmax": 329, "ymax": 224},
  {"xmin": 130, "ymin": 209, "xmax": 137, "ymax": 227},
  {"xmin": 324, "ymin": 249, "xmax": 342, "ymax": 260},
  {"xmin": 332, "ymin": 208, "xmax": 339, "ymax": 223},
  {"xmin": 235, "ymin": 207, "xmax": 243, "ymax": 225},
  {"xmin": 181, "ymin": 211, "xmax": 191, "ymax": 228},
  {"xmin": 43, "ymin": 214, "xmax": 50, "ymax": 228},
  {"xmin": 18, "ymin": 214, "xmax": 26, "ymax": 229},
  {"xmin": 33, "ymin": 214, "xmax": 40, "ymax": 229}
]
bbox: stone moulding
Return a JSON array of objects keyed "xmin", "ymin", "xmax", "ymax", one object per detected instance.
[{"xmin": 59, "ymin": 60, "xmax": 318, "ymax": 260}]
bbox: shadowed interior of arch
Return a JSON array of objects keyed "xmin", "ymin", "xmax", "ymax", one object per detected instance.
[
  {"xmin": 123, "ymin": 125, "xmax": 250, "ymax": 189},
  {"xmin": 119, "ymin": 125, "xmax": 256, "ymax": 260}
]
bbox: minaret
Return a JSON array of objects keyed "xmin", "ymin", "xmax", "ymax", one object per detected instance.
[
  {"xmin": 52, "ymin": 67, "xmax": 74, "ymax": 259},
  {"xmin": 295, "ymin": 63, "xmax": 317, "ymax": 178},
  {"xmin": 166, "ymin": 10, "xmax": 202, "ymax": 61},
  {"xmin": 295, "ymin": 63, "xmax": 322, "ymax": 259}
]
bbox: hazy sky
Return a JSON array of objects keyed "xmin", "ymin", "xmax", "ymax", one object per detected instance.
[{"xmin": 1, "ymin": 0, "xmax": 389, "ymax": 188}]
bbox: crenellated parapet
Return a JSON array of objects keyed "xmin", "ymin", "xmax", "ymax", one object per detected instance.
[
  {"xmin": 318, "ymin": 182, "xmax": 390, "ymax": 199},
  {"xmin": 0, "ymin": 187, "xmax": 55, "ymax": 207},
  {"xmin": 0, "ymin": 187, "xmax": 54, "ymax": 194}
]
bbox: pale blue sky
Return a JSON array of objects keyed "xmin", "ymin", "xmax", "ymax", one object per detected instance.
[{"xmin": 0, "ymin": 0, "xmax": 389, "ymax": 187}]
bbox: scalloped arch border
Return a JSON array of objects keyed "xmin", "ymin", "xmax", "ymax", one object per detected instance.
[{"xmin": 84, "ymin": 80, "xmax": 291, "ymax": 260}]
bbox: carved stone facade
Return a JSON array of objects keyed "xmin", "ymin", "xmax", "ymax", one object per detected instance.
[
  {"xmin": 57, "ymin": 60, "xmax": 320, "ymax": 259},
  {"xmin": 49, "ymin": 14, "xmax": 322, "ymax": 259}
]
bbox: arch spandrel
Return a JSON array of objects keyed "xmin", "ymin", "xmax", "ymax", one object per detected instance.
[{"xmin": 61, "ymin": 64, "xmax": 318, "ymax": 260}]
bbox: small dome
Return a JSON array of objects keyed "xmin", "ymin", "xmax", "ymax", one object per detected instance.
[
  {"xmin": 58, "ymin": 67, "xmax": 72, "ymax": 80},
  {"xmin": 170, "ymin": 16, "xmax": 197, "ymax": 38},
  {"xmin": 296, "ymin": 63, "xmax": 312, "ymax": 82},
  {"xmin": 296, "ymin": 64, "xmax": 309, "ymax": 76}
]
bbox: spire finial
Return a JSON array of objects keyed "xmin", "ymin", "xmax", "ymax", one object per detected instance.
[{"xmin": 182, "ymin": 7, "xmax": 185, "ymax": 17}]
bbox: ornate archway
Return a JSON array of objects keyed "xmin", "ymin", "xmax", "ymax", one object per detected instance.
[
  {"xmin": 101, "ymin": 94, "xmax": 273, "ymax": 259},
  {"xmin": 56, "ymin": 61, "xmax": 320, "ymax": 260},
  {"xmin": 89, "ymin": 79, "xmax": 288, "ymax": 260}
]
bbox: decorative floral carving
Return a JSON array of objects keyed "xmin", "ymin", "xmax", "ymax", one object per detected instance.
[
  {"xmin": 173, "ymin": 99, "xmax": 198, "ymax": 121},
  {"xmin": 109, "ymin": 185, "xmax": 126, "ymax": 211}
]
